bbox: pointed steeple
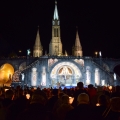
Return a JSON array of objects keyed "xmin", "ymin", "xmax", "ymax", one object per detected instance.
[
  {"xmin": 35, "ymin": 26, "xmax": 42, "ymax": 47},
  {"xmin": 53, "ymin": 1, "xmax": 59, "ymax": 20},
  {"xmin": 33, "ymin": 26, "xmax": 43, "ymax": 57},
  {"xmin": 75, "ymin": 30, "xmax": 82, "ymax": 49},
  {"xmin": 73, "ymin": 29, "xmax": 83, "ymax": 56}
]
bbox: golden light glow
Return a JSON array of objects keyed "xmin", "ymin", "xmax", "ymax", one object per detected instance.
[
  {"xmin": 5, "ymin": 89, "xmax": 9, "ymax": 92},
  {"xmin": 0, "ymin": 63, "xmax": 14, "ymax": 84},
  {"xmin": 26, "ymin": 94, "xmax": 30, "ymax": 99},
  {"xmin": 109, "ymin": 86, "xmax": 112, "ymax": 90},
  {"xmin": 69, "ymin": 97, "xmax": 74, "ymax": 104},
  {"xmin": 96, "ymin": 103, "xmax": 100, "ymax": 106},
  {"xmin": 95, "ymin": 52, "xmax": 98, "ymax": 55}
]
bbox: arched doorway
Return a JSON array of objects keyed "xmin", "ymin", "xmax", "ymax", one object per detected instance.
[{"xmin": 50, "ymin": 62, "xmax": 82, "ymax": 87}]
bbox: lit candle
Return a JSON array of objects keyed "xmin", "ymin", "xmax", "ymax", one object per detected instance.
[
  {"xmin": 26, "ymin": 94, "xmax": 30, "ymax": 99},
  {"xmin": 69, "ymin": 97, "xmax": 74, "ymax": 104},
  {"xmin": 96, "ymin": 103, "xmax": 100, "ymax": 106}
]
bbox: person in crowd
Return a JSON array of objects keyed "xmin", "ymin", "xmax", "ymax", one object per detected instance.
[
  {"xmin": 0, "ymin": 89, "xmax": 16, "ymax": 120},
  {"xmin": 102, "ymin": 97, "xmax": 120, "ymax": 120},
  {"xmin": 53, "ymin": 92, "xmax": 65, "ymax": 113},
  {"xmin": 111, "ymin": 85, "xmax": 120, "ymax": 98},
  {"xmin": 91, "ymin": 86, "xmax": 105, "ymax": 106},
  {"xmin": 55, "ymin": 95, "xmax": 74, "ymax": 120},
  {"xmin": 47, "ymin": 89, "xmax": 58, "ymax": 111},
  {"xmin": 17, "ymin": 90, "xmax": 51, "ymax": 120},
  {"xmin": 87, "ymin": 84, "xmax": 97, "ymax": 105},
  {"xmin": 0, "ymin": 85, "xmax": 120, "ymax": 120},
  {"xmin": 0, "ymin": 89, "xmax": 4, "ymax": 108},
  {"xmin": 14, "ymin": 89, "xmax": 29, "ymax": 118},
  {"xmin": 72, "ymin": 82, "xmax": 88, "ymax": 107},
  {"xmin": 94, "ymin": 94, "xmax": 110, "ymax": 117},
  {"xmin": 66, "ymin": 93, "xmax": 101, "ymax": 120}
]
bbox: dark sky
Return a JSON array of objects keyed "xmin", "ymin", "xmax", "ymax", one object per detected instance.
[{"xmin": 0, "ymin": 0, "xmax": 120, "ymax": 58}]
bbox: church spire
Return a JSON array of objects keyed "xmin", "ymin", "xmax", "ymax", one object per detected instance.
[
  {"xmin": 53, "ymin": 1, "xmax": 59, "ymax": 20},
  {"xmin": 49, "ymin": 1, "xmax": 62, "ymax": 56},
  {"xmin": 35, "ymin": 26, "xmax": 42, "ymax": 46},
  {"xmin": 33, "ymin": 26, "xmax": 43, "ymax": 57},
  {"xmin": 75, "ymin": 30, "xmax": 82, "ymax": 48},
  {"xmin": 72, "ymin": 29, "xmax": 83, "ymax": 57}
]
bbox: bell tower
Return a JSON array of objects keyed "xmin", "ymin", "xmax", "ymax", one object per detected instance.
[{"xmin": 49, "ymin": 1, "xmax": 62, "ymax": 56}]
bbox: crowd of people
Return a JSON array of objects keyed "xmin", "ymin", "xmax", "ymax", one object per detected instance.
[{"xmin": 0, "ymin": 82, "xmax": 120, "ymax": 120}]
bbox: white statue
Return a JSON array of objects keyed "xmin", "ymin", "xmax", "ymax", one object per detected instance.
[
  {"xmin": 114, "ymin": 73, "xmax": 116, "ymax": 80},
  {"xmin": 21, "ymin": 73, "xmax": 25, "ymax": 81},
  {"xmin": 99, "ymin": 51, "xmax": 102, "ymax": 57},
  {"xmin": 31, "ymin": 68, "xmax": 37, "ymax": 86},
  {"xmin": 41, "ymin": 67, "xmax": 46, "ymax": 86},
  {"xmin": 27, "ymin": 49, "xmax": 31, "ymax": 55}
]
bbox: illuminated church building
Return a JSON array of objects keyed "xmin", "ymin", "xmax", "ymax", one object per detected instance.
[{"xmin": 0, "ymin": 1, "xmax": 120, "ymax": 88}]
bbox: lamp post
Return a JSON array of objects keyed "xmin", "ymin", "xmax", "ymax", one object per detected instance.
[
  {"xmin": 95, "ymin": 52, "xmax": 98, "ymax": 57},
  {"xmin": 18, "ymin": 50, "xmax": 22, "ymax": 57}
]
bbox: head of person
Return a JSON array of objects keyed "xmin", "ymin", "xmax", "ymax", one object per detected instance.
[
  {"xmin": 61, "ymin": 95, "xmax": 69, "ymax": 104},
  {"xmin": 31, "ymin": 90, "xmax": 47, "ymax": 105},
  {"xmin": 88, "ymin": 84, "xmax": 94, "ymax": 89},
  {"xmin": 52, "ymin": 89, "xmax": 58, "ymax": 96},
  {"xmin": 5, "ymin": 90, "xmax": 14, "ymax": 100},
  {"xmin": 77, "ymin": 82, "xmax": 84, "ymax": 89},
  {"xmin": 77, "ymin": 93, "xmax": 89, "ymax": 104},
  {"xmin": 58, "ymin": 92, "xmax": 65, "ymax": 98},
  {"xmin": 98, "ymin": 94, "xmax": 108, "ymax": 106}
]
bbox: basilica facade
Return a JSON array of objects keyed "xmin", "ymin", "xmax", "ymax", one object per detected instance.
[
  {"xmin": 0, "ymin": 2, "xmax": 118, "ymax": 88},
  {"xmin": 15, "ymin": 2, "xmax": 117, "ymax": 88}
]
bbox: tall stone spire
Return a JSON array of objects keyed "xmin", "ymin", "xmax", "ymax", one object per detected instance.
[
  {"xmin": 75, "ymin": 30, "xmax": 82, "ymax": 48},
  {"xmin": 33, "ymin": 26, "xmax": 43, "ymax": 57},
  {"xmin": 49, "ymin": 1, "xmax": 62, "ymax": 56},
  {"xmin": 73, "ymin": 29, "xmax": 83, "ymax": 56},
  {"xmin": 53, "ymin": 1, "xmax": 59, "ymax": 20}
]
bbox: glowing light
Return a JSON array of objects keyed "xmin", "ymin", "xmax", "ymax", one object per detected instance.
[
  {"xmin": 95, "ymin": 52, "xmax": 98, "ymax": 57},
  {"xmin": 0, "ymin": 63, "xmax": 14, "ymax": 84},
  {"xmin": 114, "ymin": 73, "xmax": 116, "ymax": 80},
  {"xmin": 5, "ymin": 89, "xmax": 9, "ymax": 92},
  {"xmin": 26, "ymin": 94, "xmax": 30, "ymax": 99},
  {"xmin": 86, "ymin": 66, "xmax": 91, "ymax": 85},
  {"xmin": 21, "ymin": 73, "xmax": 25, "ymax": 81},
  {"xmin": 95, "ymin": 68, "xmax": 100, "ymax": 86},
  {"xmin": 27, "ymin": 49, "xmax": 31, "ymax": 55},
  {"xmin": 101, "ymin": 80, "xmax": 105, "ymax": 86},
  {"xmin": 96, "ymin": 103, "xmax": 100, "ymax": 106},
  {"xmin": 109, "ymin": 86, "xmax": 112, "ymax": 90},
  {"xmin": 69, "ymin": 97, "xmax": 74, "ymax": 104},
  {"xmin": 99, "ymin": 51, "xmax": 102, "ymax": 56}
]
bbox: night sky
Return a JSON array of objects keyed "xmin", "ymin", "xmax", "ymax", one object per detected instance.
[{"xmin": 0, "ymin": 0, "xmax": 120, "ymax": 58}]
